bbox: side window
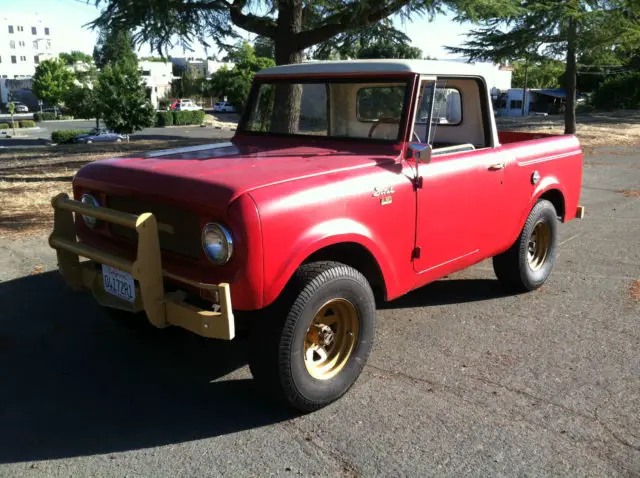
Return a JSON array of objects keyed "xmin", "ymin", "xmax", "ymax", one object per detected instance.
[{"xmin": 413, "ymin": 80, "xmax": 463, "ymax": 145}]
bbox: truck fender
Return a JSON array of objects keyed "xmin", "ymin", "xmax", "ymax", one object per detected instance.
[
  {"xmin": 262, "ymin": 218, "xmax": 398, "ymax": 307},
  {"xmin": 509, "ymin": 176, "xmax": 567, "ymax": 247}
]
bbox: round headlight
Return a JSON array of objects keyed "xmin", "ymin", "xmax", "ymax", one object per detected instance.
[
  {"xmin": 80, "ymin": 193, "xmax": 100, "ymax": 229},
  {"xmin": 202, "ymin": 223, "xmax": 233, "ymax": 265}
]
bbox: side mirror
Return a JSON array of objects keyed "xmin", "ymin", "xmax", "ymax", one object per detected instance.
[{"xmin": 408, "ymin": 143, "xmax": 432, "ymax": 164}]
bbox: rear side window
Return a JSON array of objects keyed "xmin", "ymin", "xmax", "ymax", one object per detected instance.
[{"xmin": 356, "ymin": 86, "xmax": 405, "ymax": 122}]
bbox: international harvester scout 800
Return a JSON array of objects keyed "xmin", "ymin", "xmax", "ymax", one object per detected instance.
[{"xmin": 49, "ymin": 60, "xmax": 584, "ymax": 411}]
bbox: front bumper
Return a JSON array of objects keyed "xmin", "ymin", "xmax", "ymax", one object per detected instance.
[{"xmin": 48, "ymin": 193, "xmax": 235, "ymax": 340}]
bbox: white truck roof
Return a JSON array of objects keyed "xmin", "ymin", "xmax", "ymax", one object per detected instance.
[{"xmin": 256, "ymin": 59, "xmax": 490, "ymax": 79}]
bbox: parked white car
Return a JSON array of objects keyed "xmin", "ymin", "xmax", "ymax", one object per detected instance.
[
  {"xmin": 213, "ymin": 101, "xmax": 236, "ymax": 113},
  {"xmin": 13, "ymin": 102, "xmax": 29, "ymax": 113},
  {"xmin": 174, "ymin": 99, "xmax": 202, "ymax": 111}
]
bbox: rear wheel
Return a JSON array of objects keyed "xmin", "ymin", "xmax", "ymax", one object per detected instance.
[
  {"xmin": 493, "ymin": 199, "xmax": 558, "ymax": 292},
  {"xmin": 249, "ymin": 261, "xmax": 376, "ymax": 412}
]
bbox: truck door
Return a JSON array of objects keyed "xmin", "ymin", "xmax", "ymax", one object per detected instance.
[{"xmin": 412, "ymin": 77, "xmax": 506, "ymax": 276}]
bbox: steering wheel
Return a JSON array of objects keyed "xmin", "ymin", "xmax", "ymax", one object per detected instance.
[{"xmin": 368, "ymin": 117, "xmax": 400, "ymax": 138}]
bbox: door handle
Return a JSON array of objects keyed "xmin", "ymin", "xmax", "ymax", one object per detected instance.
[{"xmin": 488, "ymin": 162, "xmax": 505, "ymax": 171}]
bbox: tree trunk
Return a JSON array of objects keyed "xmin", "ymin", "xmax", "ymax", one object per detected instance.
[
  {"xmin": 564, "ymin": 17, "xmax": 577, "ymax": 135},
  {"xmin": 271, "ymin": 0, "xmax": 304, "ymax": 134}
]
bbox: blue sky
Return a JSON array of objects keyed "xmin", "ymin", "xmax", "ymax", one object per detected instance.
[{"xmin": 4, "ymin": 0, "xmax": 473, "ymax": 59}]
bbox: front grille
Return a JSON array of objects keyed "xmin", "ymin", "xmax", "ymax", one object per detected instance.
[{"xmin": 107, "ymin": 195, "xmax": 202, "ymax": 260}]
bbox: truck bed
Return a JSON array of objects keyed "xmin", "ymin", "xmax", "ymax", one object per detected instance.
[{"xmin": 498, "ymin": 130, "xmax": 561, "ymax": 144}]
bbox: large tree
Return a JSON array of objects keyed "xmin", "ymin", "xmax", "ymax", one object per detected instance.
[
  {"xmin": 93, "ymin": 25, "xmax": 155, "ymax": 134},
  {"xmin": 314, "ymin": 20, "xmax": 422, "ymax": 60},
  {"xmin": 93, "ymin": 27, "xmax": 137, "ymax": 69},
  {"xmin": 91, "ymin": 1, "xmax": 436, "ymax": 66},
  {"xmin": 32, "ymin": 58, "xmax": 75, "ymax": 109},
  {"xmin": 446, "ymin": 0, "xmax": 640, "ymax": 134},
  {"xmin": 97, "ymin": 61, "xmax": 155, "ymax": 134}
]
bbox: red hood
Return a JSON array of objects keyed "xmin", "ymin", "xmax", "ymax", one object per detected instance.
[{"xmin": 74, "ymin": 137, "xmax": 402, "ymax": 211}]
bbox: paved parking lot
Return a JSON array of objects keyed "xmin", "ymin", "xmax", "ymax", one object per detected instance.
[{"xmin": 0, "ymin": 145, "xmax": 638, "ymax": 476}]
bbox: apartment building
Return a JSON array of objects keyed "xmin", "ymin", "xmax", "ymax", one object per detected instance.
[{"xmin": 0, "ymin": 13, "xmax": 56, "ymax": 79}]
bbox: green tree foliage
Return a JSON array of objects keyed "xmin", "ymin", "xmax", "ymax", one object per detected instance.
[
  {"xmin": 511, "ymin": 59, "xmax": 565, "ymax": 88},
  {"xmin": 32, "ymin": 58, "xmax": 75, "ymax": 108},
  {"xmin": 209, "ymin": 42, "xmax": 275, "ymax": 111},
  {"xmin": 446, "ymin": 0, "xmax": 640, "ymax": 134},
  {"xmin": 314, "ymin": 20, "xmax": 422, "ymax": 60},
  {"xmin": 59, "ymin": 51, "xmax": 94, "ymax": 66},
  {"xmin": 91, "ymin": 1, "xmax": 437, "ymax": 65},
  {"xmin": 592, "ymin": 71, "xmax": 640, "ymax": 109},
  {"xmin": 253, "ymin": 36, "xmax": 275, "ymax": 60},
  {"xmin": 93, "ymin": 27, "xmax": 137, "ymax": 69},
  {"xmin": 97, "ymin": 61, "xmax": 155, "ymax": 134}
]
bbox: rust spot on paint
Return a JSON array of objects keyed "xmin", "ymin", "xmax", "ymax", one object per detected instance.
[
  {"xmin": 619, "ymin": 189, "xmax": 640, "ymax": 198},
  {"xmin": 629, "ymin": 280, "xmax": 640, "ymax": 301}
]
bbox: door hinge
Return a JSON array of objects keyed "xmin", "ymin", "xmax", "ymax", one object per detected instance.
[
  {"xmin": 412, "ymin": 246, "xmax": 421, "ymax": 260},
  {"xmin": 413, "ymin": 176, "xmax": 423, "ymax": 190}
]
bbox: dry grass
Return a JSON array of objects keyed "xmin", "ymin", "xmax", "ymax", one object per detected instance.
[
  {"xmin": 496, "ymin": 111, "xmax": 640, "ymax": 152},
  {"xmin": 619, "ymin": 189, "xmax": 640, "ymax": 198},
  {"xmin": 0, "ymin": 139, "xmax": 209, "ymax": 238}
]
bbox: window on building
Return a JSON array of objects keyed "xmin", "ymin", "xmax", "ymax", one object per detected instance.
[
  {"xmin": 34, "ymin": 56, "xmax": 39, "ymax": 64},
  {"xmin": 11, "ymin": 56, "xmax": 17, "ymax": 64},
  {"xmin": 19, "ymin": 41, "xmax": 25, "ymax": 48},
  {"xmin": 33, "ymin": 41, "xmax": 38, "ymax": 49},
  {"xmin": 510, "ymin": 100, "xmax": 523, "ymax": 109},
  {"xmin": 44, "ymin": 27, "xmax": 50, "ymax": 35},
  {"xmin": 8, "ymin": 25, "xmax": 14, "ymax": 34},
  {"xmin": 10, "ymin": 40, "xmax": 15, "ymax": 49},
  {"xmin": 32, "ymin": 26, "xmax": 37, "ymax": 35},
  {"xmin": 17, "ymin": 26, "xmax": 24, "ymax": 32},
  {"xmin": 20, "ymin": 56, "xmax": 27, "ymax": 62},
  {"xmin": 0, "ymin": 56, "xmax": 2, "ymax": 63},
  {"xmin": 142, "ymin": 70, "xmax": 151, "ymax": 76},
  {"xmin": 46, "ymin": 40, "xmax": 51, "ymax": 49}
]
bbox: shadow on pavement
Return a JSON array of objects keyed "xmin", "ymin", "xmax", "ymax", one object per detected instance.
[
  {"xmin": 381, "ymin": 278, "xmax": 516, "ymax": 310},
  {"xmin": 0, "ymin": 271, "xmax": 294, "ymax": 464}
]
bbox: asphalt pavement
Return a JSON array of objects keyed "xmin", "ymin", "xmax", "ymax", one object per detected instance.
[{"xmin": 0, "ymin": 145, "xmax": 638, "ymax": 476}]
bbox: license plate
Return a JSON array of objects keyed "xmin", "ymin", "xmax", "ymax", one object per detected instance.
[{"xmin": 102, "ymin": 264, "xmax": 136, "ymax": 302}]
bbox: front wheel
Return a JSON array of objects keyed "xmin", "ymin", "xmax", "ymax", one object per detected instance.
[
  {"xmin": 493, "ymin": 199, "xmax": 558, "ymax": 292},
  {"xmin": 249, "ymin": 261, "xmax": 376, "ymax": 412}
]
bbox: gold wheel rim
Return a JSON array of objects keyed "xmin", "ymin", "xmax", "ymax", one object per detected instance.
[
  {"xmin": 304, "ymin": 298, "xmax": 359, "ymax": 380},
  {"xmin": 528, "ymin": 221, "xmax": 551, "ymax": 271}
]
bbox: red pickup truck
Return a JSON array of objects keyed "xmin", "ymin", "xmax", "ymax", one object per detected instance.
[{"xmin": 49, "ymin": 60, "xmax": 584, "ymax": 411}]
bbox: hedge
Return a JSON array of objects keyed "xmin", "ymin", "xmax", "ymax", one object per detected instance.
[
  {"xmin": 19, "ymin": 120, "xmax": 37, "ymax": 128},
  {"xmin": 172, "ymin": 110, "xmax": 205, "ymax": 126},
  {"xmin": 58, "ymin": 115, "xmax": 74, "ymax": 120},
  {"xmin": 0, "ymin": 123, "xmax": 8, "ymax": 130},
  {"xmin": 51, "ymin": 129, "xmax": 90, "ymax": 144},
  {"xmin": 0, "ymin": 122, "xmax": 19, "ymax": 129},
  {"xmin": 33, "ymin": 112, "xmax": 58, "ymax": 121},
  {"xmin": 155, "ymin": 111, "xmax": 174, "ymax": 126}
]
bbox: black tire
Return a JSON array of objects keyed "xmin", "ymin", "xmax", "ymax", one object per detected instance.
[
  {"xmin": 493, "ymin": 199, "xmax": 558, "ymax": 292},
  {"xmin": 249, "ymin": 261, "xmax": 376, "ymax": 412}
]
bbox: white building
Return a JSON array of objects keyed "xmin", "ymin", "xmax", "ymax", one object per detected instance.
[
  {"xmin": 139, "ymin": 60, "xmax": 176, "ymax": 108},
  {"xmin": 0, "ymin": 13, "xmax": 56, "ymax": 79},
  {"xmin": 206, "ymin": 60, "xmax": 235, "ymax": 77}
]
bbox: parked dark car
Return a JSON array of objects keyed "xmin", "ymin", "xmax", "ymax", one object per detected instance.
[{"xmin": 75, "ymin": 128, "xmax": 129, "ymax": 144}]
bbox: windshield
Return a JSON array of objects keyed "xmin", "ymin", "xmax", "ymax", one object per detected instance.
[{"xmin": 242, "ymin": 79, "xmax": 410, "ymax": 141}]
